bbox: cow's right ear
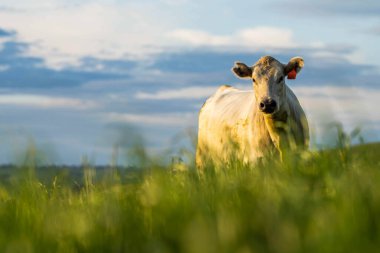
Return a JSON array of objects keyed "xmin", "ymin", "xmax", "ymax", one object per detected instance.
[{"xmin": 232, "ymin": 62, "xmax": 253, "ymax": 79}]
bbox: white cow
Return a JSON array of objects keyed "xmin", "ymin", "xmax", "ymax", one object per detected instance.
[{"xmin": 196, "ymin": 56, "xmax": 309, "ymax": 168}]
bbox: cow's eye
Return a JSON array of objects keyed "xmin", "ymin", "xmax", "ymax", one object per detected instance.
[
  {"xmin": 278, "ymin": 76, "xmax": 284, "ymax": 83},
  {"xmin": 252, "ymin": 78, "xmax": 256, "ymax": 83}
]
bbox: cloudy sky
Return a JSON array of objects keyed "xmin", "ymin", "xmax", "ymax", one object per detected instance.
[{"xmin": 0, "ymin": 0, "xmax": 379, "ymax": 165}]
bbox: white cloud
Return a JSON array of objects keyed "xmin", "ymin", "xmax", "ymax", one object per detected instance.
[
  {"xmin": 293, "ymin": 85, "xmax": 380, "ymax": 140},
  {"xmin": 0, "ymin": 65, "xmax": 10, "ymax": 72},
  {"xmin": 0, "ymin": 3, "xmax": 175, "ymax": 69},
  {"xmin": 105, "ymin": 112, "xmax": 197, "ymax": 126},
  {"xmin": 135, "ymin": 86, "xmax": 217, "ymax": 100},
  {"xmin": 168, "ymin": 27, "xmax": 296, "ymax": 50},
  {"xmin": 0, "ymin": 0, "xmax": 375, "ymax": 71},
  {"xmin": 160, "ymin": 0, "xmax": 189, "ymax": 5},
  {"xmin": 0, "ymin": 1, "xmax": 354, "ymax": 71},
  {"xmin": 0, "ymin": 1, "xmax": 304, "ymax": 70},
  {"xmin": 0, "ymin": 94, "xmax": 99, "ymax": 109},
  {"xmin": 168, "ymin": 30, "xmax": 231, "ymax": 47},
  {"xmin": 236, "ymin": 27, "xmax": 294, "ymax": 48}
]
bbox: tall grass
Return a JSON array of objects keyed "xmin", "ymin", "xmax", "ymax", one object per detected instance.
[{"xmin": 0, "ymin": 140, "xmax": 379, "ymax": 252}]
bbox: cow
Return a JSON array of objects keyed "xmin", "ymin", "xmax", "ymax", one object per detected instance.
[{"xmin": 196, "ymin": 56, "xmax": 309, "ymax": 169}]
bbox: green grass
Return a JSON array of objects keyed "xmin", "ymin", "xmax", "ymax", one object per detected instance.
[{"xmin": 0, "ymin": 143, "xmax": 380, "ymax": 253}]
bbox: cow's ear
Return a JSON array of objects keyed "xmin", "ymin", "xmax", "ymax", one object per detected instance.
[
  {"xmin": 232, "ymin": 62, "xmax": 253, "ymax": 79},
  {"xmin": 284, "ymin": 57, "xmax": 304, "ymax": 79}
]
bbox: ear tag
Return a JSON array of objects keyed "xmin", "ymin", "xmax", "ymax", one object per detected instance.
[{"xmin": 287, "ymin": 69, "xmax": 297, "ymax": 79}]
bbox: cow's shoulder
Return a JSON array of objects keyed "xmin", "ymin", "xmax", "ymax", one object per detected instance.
[
  {"xmin": 199, "ymin": 85, "xmax": 232, "ymax": 114},
  {"xmin": 200, "ymin": 85, "xmax": 253, "ymax": 116},
  {"xmin": 217, "ymin": 84, "xmax": 233, "ymax": 92},
  {"xmin": 201, "ymin": 85, "xmax": 236, "ymax": 109}
]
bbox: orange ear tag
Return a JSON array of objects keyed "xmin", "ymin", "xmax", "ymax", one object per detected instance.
[{"xmin": 287, "ymin": 69, "xmax": 297, "ymax": 79}]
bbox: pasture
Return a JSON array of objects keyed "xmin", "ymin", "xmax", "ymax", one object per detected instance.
[
  {"xmin": 1, "ymin": 1, "xmax": 379, "ymax": 252},
  {"xmin": 0, "ymin": 139, "xmax": 379, "ymax": 253}
]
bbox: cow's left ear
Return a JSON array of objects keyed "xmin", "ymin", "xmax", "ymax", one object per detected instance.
[{"xmin": 284, "ymin": 57, "xmax": 304, "ymax": 79}]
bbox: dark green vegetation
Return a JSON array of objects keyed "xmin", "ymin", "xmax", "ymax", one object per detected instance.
[{"xmin": 0, "ymin": 142, "xmax": 379, "ymax": 253}]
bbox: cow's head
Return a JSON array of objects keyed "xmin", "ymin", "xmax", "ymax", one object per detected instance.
[{"xmin": 232, "ymin": 56, "xmax": 304, "ymax": 115}]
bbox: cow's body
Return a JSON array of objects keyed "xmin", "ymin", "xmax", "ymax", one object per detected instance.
[{"xmin": 196, "ymin": 56, "xmax": 309, "ymax": 168}]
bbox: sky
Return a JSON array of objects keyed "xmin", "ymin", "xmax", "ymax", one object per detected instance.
[{"xmin": 0, "ymin": 0, "xmax": 379, "ymax": 165}]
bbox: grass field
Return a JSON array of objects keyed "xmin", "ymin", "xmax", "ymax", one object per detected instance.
[{"xmin": 0, "ymin": 141, "xmax": 379, "ymax": 253}]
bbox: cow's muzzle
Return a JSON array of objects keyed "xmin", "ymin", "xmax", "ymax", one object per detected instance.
[{"xmin": 259, "ymin": 98, "xmax": 277, "ymax": 114}]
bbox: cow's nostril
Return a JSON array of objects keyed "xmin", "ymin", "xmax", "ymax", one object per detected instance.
[
  {"xmin": 259, "ymin": 102, "xmax": 265, "ymax": 109},
  {"xmin": 269, "ymin": 100, "xmax": 277, "ymax": 108}
]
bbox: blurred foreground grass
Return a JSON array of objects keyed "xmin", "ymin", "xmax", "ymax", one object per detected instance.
[{"xmin": 0, "ymin": 142, "xmax": 379, "ymax": 253}]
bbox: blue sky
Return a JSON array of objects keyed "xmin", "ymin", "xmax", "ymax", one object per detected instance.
[{"xmin": 0, "ymin": 0, "xmax": 379, "ymax": 165}]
